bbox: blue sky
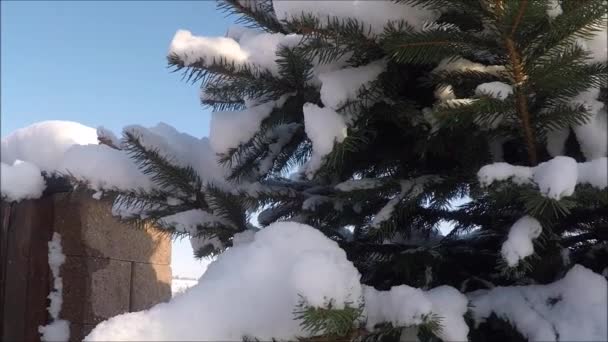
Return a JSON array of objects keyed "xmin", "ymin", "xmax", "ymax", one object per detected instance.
[{"xmin": 1, "ymin": 0, "xmax": 236, "ymax": 277}]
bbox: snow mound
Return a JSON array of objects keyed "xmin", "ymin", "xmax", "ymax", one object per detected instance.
[
  {"xmin": 470, "ymin": 264, "xmax": 608, "ymax": 341},
  {"xmin": 85, "ymin": 221, "xmax": 468, "ymax": 341},
  {"xmin": 478, "ymin": 156, "xmax": 607, "ymax": 199},
  {"xmin": 501, "ymin": 216, "xmax": 543, "ymax": 267},
  {"xmin": 85, "ymin": 222, "xmax": 362, "ymax": 341}
]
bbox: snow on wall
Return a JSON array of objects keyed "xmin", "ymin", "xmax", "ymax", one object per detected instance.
[
  {"xmin": 1, "ymin": 160, "xmax": 46, "ymax": 202},
  {"xmin": 1, "ymin": 121, "xmax": 98, "ymax": 172},
  {"xmin": 272, "ymin": 0, "xmax": 438, "ymax": 36},
  {"xmin": 470, "ymin": 264, "xmax": 607, "ymax": 342},
  {"xmin": 38, "ymin": 233, "xmax": 70, "ymax": 342},
  {"xmin": 0, "ymin": 120, "xmax": 229, "ymax": 201},
  {"xmin": 85, "ymin": 222, "xmax": 468, "ymax": 341},
  {"xmin": 478, "ymin": 156, "xmax": 608, "ymax": 199},
  {"xmin": 501, "ymin": 216, "xmax": 543, "ymax": 267}
]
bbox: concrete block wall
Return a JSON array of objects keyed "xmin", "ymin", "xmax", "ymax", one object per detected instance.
[
  {"xmin": 53, "ymin": 191, "xmax": 172, "ymax": 340},
  {"xmin": 0, "ymin": 189, "xmax": 172, "ymax": 342}
]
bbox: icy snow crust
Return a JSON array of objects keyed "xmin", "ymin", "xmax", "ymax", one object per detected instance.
[{"xmin": 85, "ymin": 222, "xmax": 469, "ymax": 341}]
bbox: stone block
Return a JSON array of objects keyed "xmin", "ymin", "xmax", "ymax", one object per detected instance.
[
  {"xmin": 53, "ymin": 191, "xmax": 171, "ymax": 265},
  {"xmin": 130, "ymin": 262, "xmax": 172, "ymax": 312},
  {"xmin": 69, "ymin": 323, "xmax": 96, "ymax": 342},
  {"xmin": 61, "ymin": 255, "xmax": 131, "ymax": 325}
]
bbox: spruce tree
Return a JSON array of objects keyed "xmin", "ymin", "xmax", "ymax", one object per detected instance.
[{"xmin": 110, "ymin": 1, "xmax": 607, "ymax": 341}]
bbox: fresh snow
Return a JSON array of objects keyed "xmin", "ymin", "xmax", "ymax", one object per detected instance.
[
  {"xmin": 371, "ymin": 177, "xmax": 438, "ymax": 228},
  {"xmin": 1, "ymin": 160, "xmax": 46, "ymax": 202},
  {"xmin": 210, "ymin": 95, "xmax": 290, "ymax": 154},
  {"xmin": 546, "ymin": 0, "xmax": 563, "ymax": 18},
  {"xmin": 272, "ymin": 0, "xmax": 438, "ymax": 36},
  {"xmin": 39, "ymin": 233, "xmax": 70, "ymax": 342},
  {"xmin": 318, "ymin": 60, "xmax": 386, "ymax": 111},
  {"xmin": 85, "ymin": 222, "xmax": 468, "ymax": 341},
  {"xmin": 169, "ymin": 29, "xmax": 302, "ymax": 76},
  {"xmin": 501, "ymin": 216, "xmax": 543, "ymax": 267},
  {"xmin": 475, "ymin": 82, "xmax": 513, "ymax": 100},
  {"xmin": 363, "ymin": 284, "xmax": 469, "ymax": 341},
  {"xmin": 1, "ymin": 121, "xmax": 229, "ymax": 202},
  {"xmin": 433, "ymin": 57, "xmax": 505, "ymax": 76},
  {"xmin": 478, "ymin": 156, "xmax": 607, "ymax": 199},
  {"xmin": 576, "ymin": 19, "xmax": 608, "ymax": 63},
  {"xmin": 470, "ymin": 265, "xmax": 607, "ymax": 341},
  {"xmin": 572, "ymin": 88, "xmax": 607, "ymax": 160},
  {"xmin": 1, "ymin": 120, "xmax": 98, "ymax": 172},
  {"xmin": 160, "ymin": 209, "xmax": 233, "ymax": 252},
  {"xmin": 302, "ymin": 103, "xmax": 347, "ymax": 177},
  {"xmin": 335, "ymin": 178, "xmax": 384, "ymax": 191}
]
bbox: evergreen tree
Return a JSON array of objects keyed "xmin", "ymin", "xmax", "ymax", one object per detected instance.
[{"xmin": 111, "ymin": 1, "xmax": 607, "ymax": 341}]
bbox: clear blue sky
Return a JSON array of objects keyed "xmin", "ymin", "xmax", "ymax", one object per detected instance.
[{"xmin": 1, "ymin": 0, "xmax": 236, "ymax": 277}]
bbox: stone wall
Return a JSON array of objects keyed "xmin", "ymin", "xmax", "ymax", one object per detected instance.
[{"xmin": 1, "ymin": 190, "xmax": 172, "ymax": 341}]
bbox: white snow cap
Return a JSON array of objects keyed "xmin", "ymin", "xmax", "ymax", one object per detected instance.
[
  {"xmin": 318, "ymin": 60, "xmax": 386, "ymax": 111},
  {"xmin": 478, "ymin": 156, "xmax": 607, "ymax": 200},
  {"xmin": 475, "ymin": 82, "xmax": 513, "ymax": 100},
  {"xmin": 1, "ymin": 160, "xmax": 46, "ymax": 202},
  {"xmin": 303, "ymin": 103, "xmax": 348, "ymax": 177},
  {"xmin": 1, "ymin": 120, "xmax": 98, "ymax": 172},
  {"xmin": 501, "ymin": 216, "xmax": 543, "ymax": 267},
  {"xmin": 169, "ymin": 29, "xmax": 302, "ymax": 76},
  {"xmin": 273, "ymin": 0, "xmax": 438, "ymax": 36},
  {"xmin": 470, "ymin": 265, "xmax": 608, "ymax": 341}
]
